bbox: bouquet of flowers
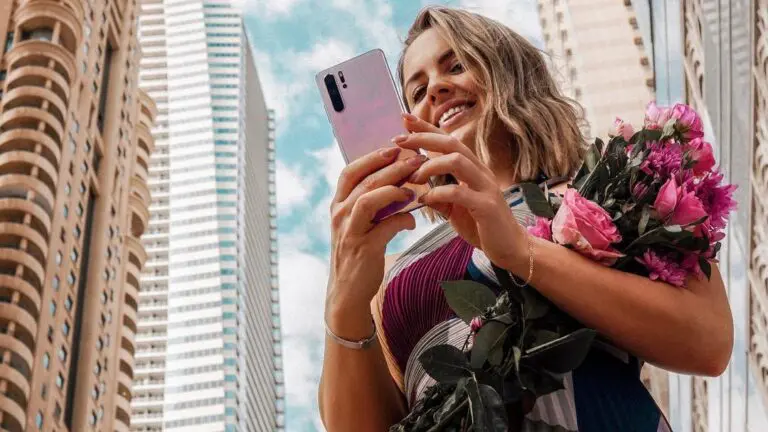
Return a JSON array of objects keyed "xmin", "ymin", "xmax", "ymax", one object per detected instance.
[{"xmin": 391, "ymin": 102, "xmax": 737, "ymax": 431}]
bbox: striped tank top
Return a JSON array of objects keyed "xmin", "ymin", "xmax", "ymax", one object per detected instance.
[{"xmin": 371, "ymin": 182, "xmax": 672, "ymax": 431}]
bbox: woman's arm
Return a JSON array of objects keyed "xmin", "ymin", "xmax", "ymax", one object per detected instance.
[
  {"xmin": 499, "ymin": 234, "xmax": 733, "ymax": 376},
  {"xmin": 318, "ymin": 292, "xmax": 407, "ymax": 431}
]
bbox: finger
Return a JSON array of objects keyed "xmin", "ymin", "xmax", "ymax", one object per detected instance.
[
  {"xmin": 334, "ymin": 147, "xmax": 402, "ymax": 204},
  {"xmin": 402, "ymin": 112, "xmax": 442, "ymax": 134},
  {"xmin": 393, "ymin": 131, "xmax": 482, "ymax": 167},
  {"xmin": 348, "ymin": 186, "xmax": 416, "ymax": 234},
  {"xmin": 346, "ymin": 153, "xmax": 428, "ymax": 205},
  {"xmin": 408, "ymin": 153, "xmax": 493, "ymax": 190},
  {"xmin": 368, "ymin": 212, "xmax": 417, "ymax": 246},
  {"xmin": 420, "ymin": 183, "xmax": 488, "ymax": 213}
]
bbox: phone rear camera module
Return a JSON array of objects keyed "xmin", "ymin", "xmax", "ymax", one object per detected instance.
[
  {"xmin": 324, "ymin": 74, "xmax": 345, "ymax": 112},
  {"xmin": 338, "ymin": 71, "xmax": 347, "ymax": 88}
]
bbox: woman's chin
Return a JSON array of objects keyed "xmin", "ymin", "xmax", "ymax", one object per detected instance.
[{"xmin": 448, "ymin": 121, "xmax": 478, "ymax": 149}]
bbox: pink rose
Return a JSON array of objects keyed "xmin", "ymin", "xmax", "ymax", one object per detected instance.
[
  {"xmin": 653, "ymin": 177, "xmax": 708, "ymax": 227},
  {"xmin": 551, "ymin": 189, "xmax": 624, "ymax": 265},
  {"xmin": 527, "ymin": 217, "xmax": 552, "ymax": 241},
  {"xmin": 470, "ymin": 317, "xmax": 484, "ymax": 333},
  {"xmin": 644, "ymin": 101, "xmax": 672, "ymax": 129},
  {"xmin": 654, "ymin": 177, "xmax": 679, "ymax": 219},
  {"xmin": 670, "ymin": 190, "xmax": 707, "ymax": 226},
  {"xmin": 686, "ymin": 138, "xmax": 715, "ymax": 175},
  {"xmin": 669, "ymin": 103, "xmax": 704, "ymax": 139},
  {"xmin": 614, "ymin": 117, "xmax": 635, "ymax": 141}
]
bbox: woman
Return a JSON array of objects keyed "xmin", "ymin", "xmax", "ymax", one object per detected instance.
[{"xmin": 319, "ymin": 6, "xmax": 733, "ymax": 431}]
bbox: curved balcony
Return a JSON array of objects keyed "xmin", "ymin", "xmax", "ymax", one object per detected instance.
[
  {"xmin": 0, "ymin": 198, "xmax": 51, "ymax": 243},
  {"xmin": 0, "ymin": 106, "xmax": 63, "ymax": 151},
  {"xmin": 136, "ymin": 122, "xmax": 153, "ymax": 154},
  {"xmin": 0, "ymin": 173, "xmax": 55, "ymax": 217},
  {"xmin": 0, "ymin": 333, "xmax": 33, "ymax": 380},
  {"xmin": 0, "ymin": 221, "xmax": 47, "ymax": 263},
  {"xmin": 122, "ymin": 328, "xmax": 136, "ymax": 358},
  {"xmin": 0, "ymin": 129, "xmax": 61, "ymax": 176},
  {"xmin": 136, "ymin": 139, "xmax": 152, "ymax": 171},
  {"xmin": 0, "ymin": 247, "xmax": 45, "ymax": 296},
  {"xmin": 129, "ymin": 196, "xmax": 149, "ymax": 238},
  {"xmin": 3, "ymin": 85, "xmax": 67, "ymax": 128},
  {"xmin": 5, "ymin": 39, "xmax": 75, "ymax": 86},
  {"xmin": 0, "ymin": 393, "xmax": 25, "ymax": 432},
  {"xmin": 118, "ymin": 369, "xmax": 133, "ymax": 394},
  {"xmin": 0, "ymin": 150, "xmax": 58, "ymax": 197},
  {"xmin": 6, "ymin": 65, "xmax": 70, "ymax": 108},
  {"xmin": 115, "ymin": 394, "xmax": 132, "ymax": 429},
  {"xmin": 0, "ymin": 303, "xmax": 38, "ymax": 345},
  {"xmin": 123, "ymin": 303, "xmax": 138, "ymax": 331},
  {"xmin": 0, "ymin": 362, "xmax": 30, "ymax": 404},
  {"xmin": 0, "ymin": 275, "xmax": 41, "ymax": 320},
  {"xmin": 130, "ymin": 176, "xmax": 150, "ymax": 208},
  {"xmin": 14, "ymin": 0, "xmax": 83, "ymax": 55},
  {"xmin": 120, "ymin": 347, "xmax": 134, "ymax": 373},
  {"xmin": 125, "ymin": 234, "xmax": 147, "ymax": 267},
  {"xmin": 138, "ymin": 88, "xmax": 157, "ymax": 122}
]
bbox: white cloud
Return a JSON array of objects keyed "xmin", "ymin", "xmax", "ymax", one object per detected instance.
[
  {"xmin": 245, "ymin": 0, "xmax": 304, "ymax": 18},
  {"xmin": 297, "ymin": 39, "xmax": 357, "ymax": 73},
  {"xmin": 458, "ymin": 0, "xmax": 544, "ymax": 46},
  {"xmin": 276, "ymin": 160, "xmax": 312, "ymax": 215},
  {"xmin": 329, "ymin": 0, "xmax": 402, "ymax": 61}
]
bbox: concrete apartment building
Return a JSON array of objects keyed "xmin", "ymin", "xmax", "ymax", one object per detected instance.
[
  {"xmin": 132, "ymin": 0, "xmax": 282, "ymax": 430},
  {"xmin": 0, "ymin": 0, "xmax": 155, "ymax": 431},
  {"xmin": 537, "ymin": 0, "xmax": 656, "ymax": 139}
]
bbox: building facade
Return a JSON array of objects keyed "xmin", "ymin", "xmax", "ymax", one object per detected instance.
[
  {"xmin": 0, "ymin": 0, "xmax": 155, "ymax": 431},
  {"xmin": 133, "ymin": 0, "xmax": 282, "ymax": 430},
  {"xmin": 537, "ymin": 0, "xmax": 656, "ymax": 139}
]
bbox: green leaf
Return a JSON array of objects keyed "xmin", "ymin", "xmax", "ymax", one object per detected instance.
[
  {"xmin": 520, "ymin": 183, "xmax": 555, "ymax": 218},
  {"xmin": 466, "ymin": 378, "xmax": 508, "ymax": 432},
  {"xmin": 519, "ymin": 367, "xmax": 565, "ymax": 397},
  {"xmin": 699, "ymin": 257, "xmax": 712, "ymax": 280},
  {"xmin": 441, "ymin": 280, "xmax": 497, "ymax": 325},
  {"xmin": 471, "ymin": 321, "xmax": 508, "ymax": 368},
  {"xmin": 662, "ymin": 118, "xmax": 677, "ymax": 139},
  {"xmin": 533, "ymin": 330, "xmax": 561, "ymax": 346},
  {"xmin": 523, "ymin": 328, "xmax": 597, "ymax": 374},
  {"xmin": 419, "ymin": 344, "xmax": 472, "ymax": 384},
  {"xmin": 638, "ymin": 206, "xmax": 651, "ymax": 235},
  {"xmin": 434, "ymin": 378, "xmax": 468, "ymax": 423},
  {"xmin": 522, "ymin": 287, "xmax": 549, "ymax": 320}
]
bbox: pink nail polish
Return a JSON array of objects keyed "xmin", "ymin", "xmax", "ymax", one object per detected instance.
[{"xmin": 380, "ymin": 147, "xmax": 401, "ymax": 158}]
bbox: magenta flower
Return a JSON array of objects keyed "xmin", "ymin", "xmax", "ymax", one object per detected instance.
[
  {"xmin": 527, "ymin": 217, "xmax": 552, "ymax": 241},
  {"xmin": 692, "ymin": 170, "xmax": 737, "ymax": 231},
  {"xmin": 640, "ymin": 140, "xmax": 683, "ymax": 179},
  {"xmin": 653, "ymin": 177, "xmax": 708, "ymax": 228},
  {"xmin": 614, "ymin": 117, "xmax": 635, "ymax": 141},
  {"xmin": 669, "ymin": 103, "xmax": 704, "ymax": 139},
  {"xmin": 552, "ymin": 189, "xmax": 624, "ymax": 265},
  {"xmin": 681, "ymin": 253, "xmax": 705, "ymax": 279},
  {"xmin": 470, "ymin": 317, "xmax": 484, "ymax": 333},
  {"xmin": 636, "ymin": 250, "xmax": 688, "ymax": 287},
  {"xmin": 686, "ymin": 138, "xmax": 716, "ymax": 175},
  {"xmin": 654, "ymin": 177, "xmax": 679, "ymax": 219}
]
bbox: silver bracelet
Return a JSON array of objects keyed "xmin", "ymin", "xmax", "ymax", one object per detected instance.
[{"xmin": 324, "ymin": 318, "xmax": 378, "ymax": 350}]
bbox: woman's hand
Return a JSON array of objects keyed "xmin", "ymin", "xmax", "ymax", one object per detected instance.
[
  {"xmin": 326, "ymin": 146, "xmax": 426, "ymax": 337},
  {"xmin": 393, "ymin": 113, "xmax": 528, "ymax": 270}
]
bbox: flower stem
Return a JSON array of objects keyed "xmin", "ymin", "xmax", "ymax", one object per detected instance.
[{"xmin": 426, "ymin": 398, "xmax": 469, "ymax": 432}]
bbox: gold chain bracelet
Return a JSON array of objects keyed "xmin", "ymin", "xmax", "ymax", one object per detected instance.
[{"xmin": 510, "ymin": 234, "xmax": 534, "ymax": 287}]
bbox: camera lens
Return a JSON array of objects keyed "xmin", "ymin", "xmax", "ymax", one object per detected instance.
[{"xmin": 324, "ymin": 74, "xmax": 344, "ymax": 112}]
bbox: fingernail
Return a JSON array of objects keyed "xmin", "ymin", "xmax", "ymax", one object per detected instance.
[
  {"xmin": 391, "ymin": 134, "xmax": 408, "ymax": 144},
  {"xmin": 402, "ymin": 112, "xmax": 418, "ymax": 121},
  {"xmin": 407, "ymin": 154, "xmax": 427, "ymax": 166},
  {"xmin": 380, "ymin": 147, "xmax": 401, "ymax": 158},
  {"xmin": 372, "ymin": 192, "xmax": 416, "ymax": 223}
]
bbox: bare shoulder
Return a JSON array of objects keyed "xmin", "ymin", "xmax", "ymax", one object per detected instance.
[{"xmin": 384, "ymin": 253, "xmax": 401, "ymax": 272}]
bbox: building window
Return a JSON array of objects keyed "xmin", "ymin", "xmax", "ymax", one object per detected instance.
[
  {"xmin": 74, "ymin": 225, "xmax": 81, "ymax": 239},
  {"xmin": 49, "ymin": 301, "xmax": 56, "ymax": 316},
  {"xmin": 35, "ymin": 411, "xmax": 43, "ymax": 429},
  {"xmin": 47, "ymin": 326, "xmax": 53, "ymax": 342},
  {"xmin": 80, "ymin": 181, "xmax": 86, "ymax": 195},
  {"xmin": 70, "ymin": 248, "xmax": 78, "ymax": 263},
  {"xmin": 64, "ymin": 296, "xmax": 73, "ymax": 311},
  {"xmin": 67, "ymin": 271, "xmax": 75, "ymax": 286},
  {"xmin": 52, "ymin": 275, "xmax": 60, "ymax": 291},
  {"xmin": 56, "ymin": 373, "xmax": 64, "ymax": 388},
  {"xmin": 42, "ymin": 352, "xmax": 50, "ymax": 369},
  {"xmin": 4, "ymin": 33, "xmax": 12, "ymax": 53},
  {"xmin": 53, "ymin": 403, "xmax": 61, "ymax": 421},
  {"xmin": 93, "ymin": 362, "xmax": 101, "ymax": 376},
  {"xmin": 62, "ymin": 321, "xmax": 70, "ymax": 337},
  {"xmin": 91, "ymin": 385, "xmax": 99, "ymax": 400},
  {"xmin": 58, "ymin": 346, "xmax": 67, "ymax": 362},
  {"xmin": 64, "ymin": 183, "xmax": 71, "ymax": 195},
  {"xmin": 63, "ymin": 205, "xmax": 68, "ymax": 218}
]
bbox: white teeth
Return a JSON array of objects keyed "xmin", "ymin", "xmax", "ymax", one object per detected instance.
[{"xmin": 439, "ymin": 104, "xmax": 469, "ymax": 126}]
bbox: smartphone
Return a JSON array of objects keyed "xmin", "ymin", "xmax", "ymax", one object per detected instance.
[{"xmin": 315, "ymin": 49, "xmax": 430, "ymax": 220}]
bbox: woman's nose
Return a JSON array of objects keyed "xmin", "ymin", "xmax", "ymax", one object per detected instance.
[{"xmin": 428, "ymin": 81, "xmax": 453, "ymax": 104}]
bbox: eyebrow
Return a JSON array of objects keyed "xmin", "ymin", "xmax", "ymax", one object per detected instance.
[{"xmin": 404, "ymin": 48, "xmax": 455, "ymax": 96}]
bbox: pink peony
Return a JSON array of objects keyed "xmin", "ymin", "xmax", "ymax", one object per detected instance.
[
  {"xmin": 669, "ymin": 103, "xmax": 704, "ymax": 139},
  {"xmin": 640, "ymin": 140, "xmax": 683, "ymax": 179},
  {"xmin": 636, "ymin": 250, "xmax": 688, "ymax": 287},
  {"xmin": 686, "ymin": 138, "xmax": 716, "ymax": 175},
  {"xmin": 614, "ymin": 117, "xmax": 635, "ymax": 141},
  {"xmin": 692, "ymin": 169, "xmax": 737, "ymax": 232},
  {"xmin": 527, "ymin": 217, "xmax": 552, "ymax": 241},
  {"xmin": 551, "ymin": 189, "xmax": 624, "ymax": 265},
  {"xmin": 470, "ymin": 317, "xmax": 484, "ymax": 333},
  {"xmin": 644, "ymin": 101, "xmax": 672, "ymax": 129},
  {"xmin": 681, "ymin": 252, "xmax": 705, "ymax": 279}
]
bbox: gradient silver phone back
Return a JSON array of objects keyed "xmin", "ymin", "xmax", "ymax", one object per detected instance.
[
  {"xmin": 315, "ymin": 49, "xmax": 430, "ymax": 218},
  {"xmin": 315, "ymin": 49, "xmax": 408, "ymax": 163}
]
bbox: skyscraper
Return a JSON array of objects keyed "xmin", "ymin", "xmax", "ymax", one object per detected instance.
[
  {"xmin": 132, "ymin": 0, "xmax": 282, "ymax": 430},
  {"xmin": 537, "ymin": 0, "xmax": 656, "ymax": 138},
  {"xmin": 0, "ymin": 0, "xmax": 154, "ymax": 431}
]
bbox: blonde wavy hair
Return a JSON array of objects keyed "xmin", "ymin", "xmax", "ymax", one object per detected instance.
[{"xmin": 397, "ymin": 6, "xmax": 586, "ymax": 188}]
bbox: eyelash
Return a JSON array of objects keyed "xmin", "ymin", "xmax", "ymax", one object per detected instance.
[{"xmin": 411, "ymin": 62, "xmax": 464, "ymax": 103}]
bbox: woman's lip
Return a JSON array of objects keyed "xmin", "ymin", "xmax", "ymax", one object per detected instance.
[{"xmin": 440, "ymin": 104, "xmax": 474, "ymax": 131}]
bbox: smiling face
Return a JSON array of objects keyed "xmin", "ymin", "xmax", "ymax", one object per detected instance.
[{"xmin": 402, "ymin": 28, "xmax": 483, "ymax": 151}]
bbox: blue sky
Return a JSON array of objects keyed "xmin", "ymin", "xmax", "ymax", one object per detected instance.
[{"xmin": 242, "ymin": 1, "xmax": 541, "ymax": 430}]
